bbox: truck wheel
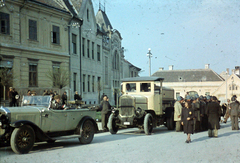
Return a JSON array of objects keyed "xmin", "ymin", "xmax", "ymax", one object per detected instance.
[
  {"xmin": 10, "ymin": 125, "xmax": 35, "ymax": 154},
  {"xmin": 79, "ymin": 120, "xmax": 94, "ymax": 144},
  {"xmin": 108, "ymin": 114, "xmax": 119, "ymax": 134},
  {"xmin": 144, "ymin": 113, "xmax": 153, "ymax": 135},
  {"xmin": 167, "ymin": 112, "xmax": 174, "ymax": 130}
]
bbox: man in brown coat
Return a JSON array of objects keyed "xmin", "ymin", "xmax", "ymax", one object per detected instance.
[
  {"xmin": 206, "ymin": 96, "xmax": 222, "ymax": 137},
  {"xmin": 229, "ymin": 96, "xmax": 240, "ymax": 130}
]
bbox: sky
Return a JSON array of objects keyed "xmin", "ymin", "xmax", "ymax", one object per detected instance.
[{"xmin": 91, "ymin": 0, "xmax": 240, "ymax": 76}]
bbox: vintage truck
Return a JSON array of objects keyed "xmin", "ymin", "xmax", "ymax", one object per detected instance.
[
  {"xmin": 0, "ymin": 95, "xmax": 98, "ymax": 154},
  {"xmin": 108, "ymin": 77, "xmax": 175, "ymax": 135}
]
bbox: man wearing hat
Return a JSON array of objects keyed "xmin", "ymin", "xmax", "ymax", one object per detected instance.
[
  {"xmin": 192, "ymin": 94, "xmax": 201, "ymax": 132},
  {"xmin": 174, "ymin": 96, "xmax": 183, "ymax": 132},
  {"xmin": 229, "ymin": 96, "xmax": 240, "ymax": 130},
  {"xmin": 51, "ymin": 95, "xmax": 64, "ymax": 110}
]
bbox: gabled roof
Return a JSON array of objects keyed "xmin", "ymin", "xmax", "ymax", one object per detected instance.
[
  {"xmin": 96, "ymin": 9, "xmax": 113, "ymax": 32},
  {"xmin": 124, "ymin": 59, "xmax": 141, "ymax": 71},
  {"xmin": 152, "ymin": 69, "xmax": 224, "ymax": 82}
]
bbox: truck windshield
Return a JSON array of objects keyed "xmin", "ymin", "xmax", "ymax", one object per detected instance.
[
  {"xmin": 22, "ymin": 96, "xmax": 52, "ymax": 107},
  {"xmin": 126, "ymin": 83, "xmax": 136, "ymax": 92}
]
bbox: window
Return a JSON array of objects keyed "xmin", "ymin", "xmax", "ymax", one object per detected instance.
[
  {"xmin": 73, "ymin": 73, "xmax": 77, "ymax": 92},
  {"xmin": 126, "ymin": 83, "xmax": 136, "ymax": 92},
  {"xmin": 87, "ymin": 40, "xmax": 90, "ymax": 58},
  {"xmin": 0, "ymin": 12, "xmax": 10, "ymax": 34},
  {"xmin": 88, "ymin": 75, "xmax": 90, "ymax": 92},
  {"xmin": 140, "ymin": 83, "xmax": 151, "ymax": 92},
  {"xmin": 29, "ymin": 64, "xmax": 38, "ymax": 87},
  {"xmin": 29, "ymin": 19, "xmax": 37, "ymax": 40},
  {"xmin": 98, "ymin": 77, "xmax": 101, "ymax": 92},
  {"xmin": 92, "ymin": 42, "xmax": 94, "ymax": 59},
  {"xmin": 82, "ymin": 37, "xmax": 85, "ymax": 56},
  {"xmin": 112, "ymin": 51, "xmax": 119, "ymax": 70},
  {"xmin": 52, "ymin": 25, "xmax": 60, "ymax": 44},
  {"xmin": 87, "ymin": 9, "xmax": 89, "ymax": 21},
  {"xmin": 83, "ymin": 74, "xmax": 86, "ymax": 92},
  {"xmin": 92, "ymin": 76, "xmax": 95, "ymax": 92},
  {"xmin": 52, "ymin": 62, "xmax": 60, "ymax": 87},
  {"xmin": 97, "ymin": 45, "xmax": 101, "ymax": 61},
  {"xmin": 176, "ymin": 92, "xmax": 180, "ymax": 98},
  {"xmin": 72, "ymin": 34, "xmax": 77, "ymax": 54},
  {"xmin": 105, "ymin": 56, "xmax": 108, "ymax": 85}
]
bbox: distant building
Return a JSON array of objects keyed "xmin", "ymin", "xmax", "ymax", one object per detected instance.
[{"xmin": 152, "ymin": 64, "xmax": 224, "ymax": 100}]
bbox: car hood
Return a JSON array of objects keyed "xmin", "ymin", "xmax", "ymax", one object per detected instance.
[{"xmin": 0, "ymin": 106, "xmax": 44, "ymax": 124}]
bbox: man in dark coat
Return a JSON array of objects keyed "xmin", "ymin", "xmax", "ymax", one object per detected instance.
[
  {"xmin": 8, "ymin": 87, "xmax": 15, "ymax": 107},
  {"xmin": 206, "ymin": 96, "xmax": 221, "ymax": 137},
  {"xmin": 229, "ymin": 96, "xmax": 240, "ymax": 130},
  {"xmin": 100, "ymin": 95, "xmax": 112, "ymax": 131},
  {"xmin": 74, "ymin": 91, "xmax": 82, "ymax": 101},
  {"xmin": 200, "ymin": 96, "xmax": 208, "ymax": 131}
]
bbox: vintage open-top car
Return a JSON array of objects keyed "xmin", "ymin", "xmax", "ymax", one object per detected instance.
[{"xmin": 0, "ymin": 95, "xmax": 98, "ymax": 154}]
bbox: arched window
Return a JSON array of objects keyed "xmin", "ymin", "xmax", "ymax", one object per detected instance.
[{"xmin": 112, "ymin": 51, "xmax": 119, "ymax": 70}]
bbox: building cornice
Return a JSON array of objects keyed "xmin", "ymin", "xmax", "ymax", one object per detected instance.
[{"xmin": 0, "ymin": 43, "xmax": 69, "ymax": 57}]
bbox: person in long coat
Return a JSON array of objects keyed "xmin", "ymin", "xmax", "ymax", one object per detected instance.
[
  {"xmin": 174, "ymin": 96, "xmax": 183, "ymax": 132},
  {"xmin": 181, "ymin": 101, "xmax": 195, "ymax": 143},
  {"xmin": 206, "ymin": 96, "xmax": 221, "ymax": 137},
  {"xmin": 229, "ymin": 96, "xmax": 240, "ymax": 130}
]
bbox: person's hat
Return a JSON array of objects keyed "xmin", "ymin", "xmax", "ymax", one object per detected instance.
[
  {"xmin": 231, "ymin": 96, "xmax": 236, "ymax": 101},
  {"xmin": 233, "ymin": 95, "xmax": 237, "ymax": 98},
  {"xmin": 212, "ymin": 96, "xmax": 217, "ymax": 101},
  {"xmin": 186, "ymin": 95, "xmax": 191, "ymax": 100},
  {"xmin": 177, "ymin": 96, "xmax": 182, "ymax": 101},
  {"xmin": 195, "ymin": 94, "xmax": 199, "ymax": 99},
  {"xmin": 199, "ymin": 95, "xmax": 203, "ymax": 100},
  {"xmin": 206, "ymin": 95, "xmax": 211, "ymax": 100},
  {"xmin": 54, "ymin": 95, "xmax": 61, "ymax": 100}
]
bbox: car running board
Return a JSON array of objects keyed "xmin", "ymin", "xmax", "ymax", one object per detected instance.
[{"xmin": 51, "ymin": 134, "xmax": 81, "ymax": 140}]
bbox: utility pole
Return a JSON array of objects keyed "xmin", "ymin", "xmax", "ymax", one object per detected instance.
[{"xmin": 147, "ymin": 48, "xmax": 152, "ymax": 76}]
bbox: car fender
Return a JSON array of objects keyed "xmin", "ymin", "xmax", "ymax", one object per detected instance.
[
  {"xmin": 10, "ymin": 120, "xmax": 53, "ymax": 141},
  {"xmin": 78, "ymin": 116, "xmax": 98, "ymax": 134}
]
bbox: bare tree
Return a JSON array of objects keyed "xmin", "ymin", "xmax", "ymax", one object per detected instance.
[
  {"xmin": 0, "ymin": 67, "xmax": 13, "ymax": 100},
  {"xmin": 46, "ymin": 65, "xmax": 69, "ymax": 94}
]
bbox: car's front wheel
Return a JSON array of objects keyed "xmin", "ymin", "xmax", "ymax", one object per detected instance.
[
  {"xmin": 108, "ymin": 114, "xmax": 119, "ymax": 134},
  {"xmin": 144, "ymin": 113, "xmax": 153, "ymax": 135},
  {"xmin": 79, "ymin": 120, "xmax": 94, "ymax": 144},
  {"xmin": 10, "ymin": 125, "xmax": 35, "ymax": 154}
]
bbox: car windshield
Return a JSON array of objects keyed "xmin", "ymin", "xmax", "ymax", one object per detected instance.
[{"xmin": 22, "ymin": 96, "xmax": 52, "ymax": 107}]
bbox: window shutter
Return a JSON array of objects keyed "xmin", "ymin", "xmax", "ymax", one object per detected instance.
[{"xmin": 51, "ymin": 31, "xmax": 53, "ymax": 43}]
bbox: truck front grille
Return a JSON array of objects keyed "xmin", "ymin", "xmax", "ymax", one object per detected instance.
[
  {"xmin": 120, "ymin": 97, "xmax": 134, "ymax": 107},
  {"xmin": 119, "ymin": 107, "xmax": 134, "ymax": 117}
]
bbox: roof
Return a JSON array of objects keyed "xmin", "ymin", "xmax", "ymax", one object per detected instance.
[
  {"xmin": 124, "ymin": 59, "xmax": 141, "ymax": 71},
  {"xmin": 152, "ymin": 69, "xmax": 224, "ymax": 82},
  {"xmin": 32, "ymin": 0, "xmax": 67, "ymax": 11},
  {"xmin": 121, "ymin": 77, "xmax": 164, "ymax": 82},
  {"xmin": 96, "ymin": 9, "xmax": 113, "ymax": 32}
]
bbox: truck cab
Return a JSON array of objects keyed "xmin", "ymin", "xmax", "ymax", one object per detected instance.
[{"xmin": 108, "ymin": 77, "xmax": 175, "ymax": 135}]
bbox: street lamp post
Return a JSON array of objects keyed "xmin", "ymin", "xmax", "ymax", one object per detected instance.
[{"xmin": 146, "ymin": 48, "xmax": 152, "ymax": 76}]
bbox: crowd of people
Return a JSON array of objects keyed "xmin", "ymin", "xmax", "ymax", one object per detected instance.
[{"xmin": 174, "ymin": 93, "xmax": 239, "ymax": 143}]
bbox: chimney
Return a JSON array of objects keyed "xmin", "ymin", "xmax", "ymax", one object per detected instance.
[
  {"xmin": 169, "ymin": 65, "xmax": 173, "ymax": 70},
  {"xmin": 205, "ymin": 64, "xmax": 210, "ymax": 69},
  {"xmin": 226, "ymin": 68, "xmax": 229, "ymax": 75},
  {"xmin": 159, "ymin": 67, "xmax": 164, "ymax": 71},
  {"xmin": 234, "ymin": 66, "xmax": 240, "ymax": 75}
]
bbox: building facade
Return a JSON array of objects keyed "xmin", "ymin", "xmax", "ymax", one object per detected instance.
[{"xmin": 0, "ymin": 0, "xmax": 71, "ymax": 100}]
